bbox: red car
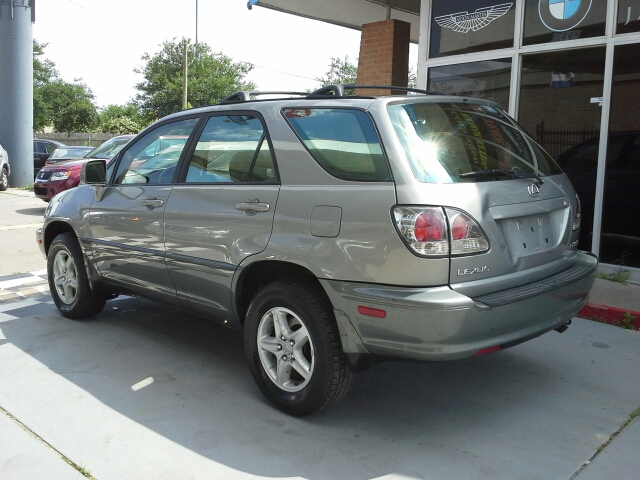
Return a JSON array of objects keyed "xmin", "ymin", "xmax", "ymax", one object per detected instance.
[{"xmin": 34, "ymin": 135, "xmax": 134, "ymax": 202}]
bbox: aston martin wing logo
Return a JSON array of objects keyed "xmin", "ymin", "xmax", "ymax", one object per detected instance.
[{"xmin": 435, "ymin": 3, "xmax": 513, "ymax": 33}]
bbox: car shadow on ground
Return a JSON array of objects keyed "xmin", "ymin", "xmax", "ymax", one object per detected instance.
[
  {"xmin": 15, "ymin": 207, "xmax": 46, "ymax": 216},
  {"xmin": 2, "ymin": 297, "xmax": 638, "ymax": 479}
]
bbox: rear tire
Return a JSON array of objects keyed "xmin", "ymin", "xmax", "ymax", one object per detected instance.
[
  {"xmin": 244, "ymin": 280, "xmax": 354, "ymax": 416},
  {"xmin": 48, "ymin": 232, "xmax": 106, "ymax": 319}
]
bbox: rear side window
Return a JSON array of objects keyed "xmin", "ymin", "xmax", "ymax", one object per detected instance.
[
  {"xmin": 388, "ymin": 102, "xmax": 562, "ymax": 183},
  {"xmin": 184, "ymin": 114, "xmax": 277, "ymax": 184},
  {"xmin": 283, "ymin": 108, "xmax": 391, "ymax": 182}
]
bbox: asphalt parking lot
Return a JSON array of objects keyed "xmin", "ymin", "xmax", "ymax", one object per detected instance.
[{"xmin": 1, "ymin": 190, "xmax": 640, "ymax": 480}]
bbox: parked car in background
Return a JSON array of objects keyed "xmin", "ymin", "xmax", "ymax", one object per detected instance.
[
  {"xmin": 37, "ymin": 85, "xmax": 597, "ymax": 416},
  {"xmin": 34, "ymin": 135, "xmax": 134, "ymax": 202},
  {"xmin": 34, "ymin": 139, "xmax": 66, "ymax": 178},
  {"xmin": 0, "ymin": 142, "xmax": 9, "ymax": 191},
  {"xmin": 45, "ymin": 146, "xmax": 94, "ymax": 165}
]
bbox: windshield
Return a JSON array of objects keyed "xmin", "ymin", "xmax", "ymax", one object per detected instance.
[
  {"xmin": 388, "ymin": 102, "xmax": 562, "ymax": 183},
  {"xmin": 49, "ymin": 147, "xmax": 92, "ymax": 159},
  {"xmin": 86, "ymin": 137, "xmax": 133, "ymax": 159}
]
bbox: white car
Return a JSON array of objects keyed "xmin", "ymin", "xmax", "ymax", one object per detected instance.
[{"xmin": 0, "ymin": 142, "xmax": 10, "ymax": 191}]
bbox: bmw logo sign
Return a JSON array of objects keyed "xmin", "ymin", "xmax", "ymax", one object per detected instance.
[{"xmin": 538, "ymin": 0, "xmax": 592, "ymax": 32}]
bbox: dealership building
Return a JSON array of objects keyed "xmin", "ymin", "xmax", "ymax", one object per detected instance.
[{"xmin": 258, "ymin": 0, "xmax": 640, "ymax": 277}]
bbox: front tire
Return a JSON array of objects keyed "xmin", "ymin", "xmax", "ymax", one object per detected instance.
[
  {"xmin": 244, "ymin": 280, "xmax": 354, "ymax": 416},
  {"xmin": 48, "ymin": 232, "xmax": 106, "ymax": 319},
  {"xmin": 0, "ymin": 168, "xmax": 8, "ymax": 191}
]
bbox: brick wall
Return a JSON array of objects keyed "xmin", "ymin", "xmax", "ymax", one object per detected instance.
[{"xmin": 356, "ymin": 19, "xmax": 410, "ymax": 96}]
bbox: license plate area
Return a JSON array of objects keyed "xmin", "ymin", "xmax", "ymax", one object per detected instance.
[{"xmin": 498, "ymin": 213, "xmax": 557, "ymax": 256}]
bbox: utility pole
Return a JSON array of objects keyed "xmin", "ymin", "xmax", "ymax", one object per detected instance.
[{"xmin": 182, "ymin": 40, "xmax": 188, "ymax": 110}]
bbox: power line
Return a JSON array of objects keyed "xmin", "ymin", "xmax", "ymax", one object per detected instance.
[
  {"xmin": 238, "ymin": 61, "xmax": 317, "ymax": 82},
  {"xmin": 64, "ymin": 0, "xmax": 91, "ymax": 11}
]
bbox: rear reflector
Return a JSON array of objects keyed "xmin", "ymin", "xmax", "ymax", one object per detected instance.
[
  {"xmin": 473, "ymin": 345, "xmax": 501, "ymax": 356},
  {"xmin": 357, "ymin": 306, "xmax": 386, "ymax": 318}
]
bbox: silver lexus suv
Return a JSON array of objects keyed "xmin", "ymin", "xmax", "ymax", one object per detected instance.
[{"xmin": 36, "ymin": 85, "xmax": 597, "ymax": 416}]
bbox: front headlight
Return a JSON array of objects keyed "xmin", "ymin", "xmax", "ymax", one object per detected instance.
[{"xmin": 50, "ymin": 171, "xmax": 72, "ymax": 181}]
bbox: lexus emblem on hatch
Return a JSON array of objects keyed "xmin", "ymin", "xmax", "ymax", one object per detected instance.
[{"xmin": 528, "ymin": 183, "xmax": 541, "ymax": 197}]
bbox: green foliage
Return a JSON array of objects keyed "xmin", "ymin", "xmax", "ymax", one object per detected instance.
[
  {"xmin": 33, "ymin": 40, "xmax": 60, "ymax": 131},
  {"xmin": 315, "ymin": 55, "xmax": 418, "ymax": 92},
  {"xmin": 595, "ymin": 268, "xmax": 631, "ymax": 284},
  {"xmin": 315, "ymin": 56, "xmax": 358, "ymax": 87},
  {"xmin": 134, "ymin": 38, "xmax": 256, "ymax": 122},
  {"xmin": 42, "ymin": 80, "xmax": 98, "ymax": 132},
  {"xmin": 96, "ymin": 104, "xmax": 145, "ymax": 134},
  {"xmin": 33, "ymin": 40, "xmax": 99, "ymax": 132},
  {"xmin": 614, "ymin": 312, "xmax": 638, "ymax": 330}
]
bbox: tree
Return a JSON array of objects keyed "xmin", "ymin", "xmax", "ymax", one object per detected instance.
[
  {"xmin": 41, "ymin": 80, "xmax": 98, "ymax": 132},
  {"xmin": 315, "ymin": 55, "xmax": 418, "ymax": 91},
  {"xmin": 134, "ymin": 38, "xmax": 256, "ymax": 122},
  {"xmin": 97, "ymin": 104, "xmax": 145, "ymax": 134},
  {"xmin": 33, "ymin": 40, "xmax": 99, "ymax": 132},
  {"xmin": 33, "ymin": 40, "xmax": 59, "ymax": 131},
  {"xmin": 315, "ymin": 56, "xmax": 358, "ymax": 87}
]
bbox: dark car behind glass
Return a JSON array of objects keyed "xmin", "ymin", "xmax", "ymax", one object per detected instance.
[{"xmin": 555, "ymin": 132, "xmax": 640, "ymax": 265}]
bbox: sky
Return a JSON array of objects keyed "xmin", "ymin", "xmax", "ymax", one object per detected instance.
[{"xmin": 33, "ymin": 0, "xmax": 418, "ymax": 108}]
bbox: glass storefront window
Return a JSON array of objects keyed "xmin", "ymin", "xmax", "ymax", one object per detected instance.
[
  {"xmin": 518, "ymin": 47, "xmax": 605, "ymax": 253},
  {"xmin": 429, "ymin": 0, "xmax": 515, "ymax": 58},
  {"xmin": 599, "ymin": 44, "xmax": 640, "ymax": 268},
  {"xmin": 427, "ymin": 59, "xmax": 512, "ymax": 110},
  {"xmin": 523, "ymin": 0, "xmax": 607, "ymax": 46},
  {"xmin": 617, "ymin": 0, "xmax": 640, "ymax": 34}
]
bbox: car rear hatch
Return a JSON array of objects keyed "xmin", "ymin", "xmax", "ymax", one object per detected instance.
[{"xmin": 383, "ymin": 98, "xmax": 582, "ymax": 297}]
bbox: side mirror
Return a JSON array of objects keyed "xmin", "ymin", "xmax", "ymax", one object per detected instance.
[{"xmin": 81, "ymin": 159, "xmax": 107, "ymax": 185}]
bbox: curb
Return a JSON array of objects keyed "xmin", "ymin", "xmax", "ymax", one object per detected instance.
[{"xmin": 577, "ymin": 303, "xmax": 640, "ymax": 330}]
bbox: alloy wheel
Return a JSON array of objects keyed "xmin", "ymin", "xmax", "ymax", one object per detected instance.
[{"xmin": 257, "ymin": 307, "xmax": 315, "ymax": 392}]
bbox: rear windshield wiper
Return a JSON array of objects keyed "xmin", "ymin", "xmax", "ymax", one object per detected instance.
[{"xmin": 458, "ymin": 169, "xmax": 545, "ymax": 184}]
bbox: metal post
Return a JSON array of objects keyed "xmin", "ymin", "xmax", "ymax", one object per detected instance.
[
  {"xmin": 0, "ymin": 1, "xmax": 34, "ymax": 187},
  {"xmin": 195, "ymin": 0, "xmax": 198, "ymax": 45},
  {"xmin": 182, "ymin": 41, "xmax": 188, "ymax": 110}
]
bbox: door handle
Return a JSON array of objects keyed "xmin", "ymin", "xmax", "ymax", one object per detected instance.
[
  {"xmin": 236, "ymin": 202, "xmax": 270, "ymax": 213},
  {"xmin": 140, "ymin": 198, "xmax": 164, "ymax": 208}
]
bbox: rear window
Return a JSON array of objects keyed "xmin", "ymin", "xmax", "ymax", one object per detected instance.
[
  {"xmin": 283, "ymin": 108, "xmax": 391, "ymax": 182},
  {"xmin": 388, "ymin": 102, "xmax": 562, "ymax": 183}
]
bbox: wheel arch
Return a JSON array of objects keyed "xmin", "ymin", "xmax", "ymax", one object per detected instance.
[
  {"xmin": 44, "ymin": 221, "xmax": 107, "ymax": 297},
  {"xmin": 43, "ymin": 221, "xmax": 77, "ymax": 256},
  {"xmin": 233, "ymin": 260, "xmax": 328, "ymax": 326}
]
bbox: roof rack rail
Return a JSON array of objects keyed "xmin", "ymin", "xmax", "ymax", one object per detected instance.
[
  {"xmin": 306, "ymin": 84, "xmax": 441, "ymax": 98},
  {"xmin": 219, "ymin": 90, "xmax": 308, "ymax": 105}
]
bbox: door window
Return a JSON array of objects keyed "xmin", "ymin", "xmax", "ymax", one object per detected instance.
[
  {"xmin": 184, "ymin": 114, "xmax": 277, "ymax": 184},
  {"xmin": 113, "ymin": 118, "xmax": 198, "ymax": 185}
]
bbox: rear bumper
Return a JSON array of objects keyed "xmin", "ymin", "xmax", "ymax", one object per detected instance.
[{"xmin": 321, "ymin": 251, "xmax": 597, "ymax": 362}]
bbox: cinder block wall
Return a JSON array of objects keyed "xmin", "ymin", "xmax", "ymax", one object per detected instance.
[{"xmin": 356, "ymin": 19, "xmax": 410, "ymax": 95}]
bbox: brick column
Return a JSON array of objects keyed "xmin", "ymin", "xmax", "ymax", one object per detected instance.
[{"xmin": 356, "ymin": 19, "xmax": 410, "ymax": 96}]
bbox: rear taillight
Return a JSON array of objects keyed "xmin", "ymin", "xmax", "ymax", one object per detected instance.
[
  {"xmin": 446, "ymin": 209, "xmax": 490, "ymax": 255},
  {"xmin": 392, "ymin": 206, "xmax": 489, "ymax": 257},
  {"xmin": 392, "ymin": 207, "xmax": 449, "ymax": 256},
  {"xmin": 572, "ymin": 194, "xmax": 581, "ymax": 231}
]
